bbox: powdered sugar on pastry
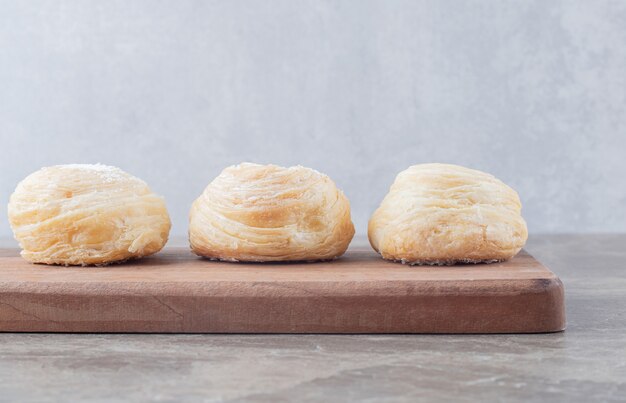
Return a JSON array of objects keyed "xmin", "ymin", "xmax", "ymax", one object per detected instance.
[
  {"xmin": 8, "ymin": 164, "xmax": 171, "ymax": 266},
  {"xmin": 189, "ymin": 162, "xmax": 355, "ymax": 262}
]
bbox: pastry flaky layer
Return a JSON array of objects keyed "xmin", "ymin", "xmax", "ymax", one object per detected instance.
[
  {"xmin": 8, "ymin": 164, "xmax": 171, "ymax": 266},
  {"xmin": 368, "ymin": 163, "xmax": 528, "ymax": 265},
  {"xmin": 189, "ymin": 163, "xmax": 355, "ymax": 262}
]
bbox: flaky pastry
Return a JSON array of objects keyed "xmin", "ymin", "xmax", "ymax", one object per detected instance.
[
  {"xmin": 189, "ymin": 163, "xmax": 355, "ymax": 262},
  {"xmin": 8, "ymin": 164, "xmax": 171, "ymax": 266},
  {"xmin": 368, "ymin": 163, "xmax": 528, "ymax": 265}
]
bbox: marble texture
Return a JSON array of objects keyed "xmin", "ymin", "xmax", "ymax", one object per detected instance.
[
  {"xmin": 0, "ymin": 235, "xmax": 624, "ymax": 402},
  {"xmin": 1, "ymin": 1, "xmax": 626, "ymax": 238}
]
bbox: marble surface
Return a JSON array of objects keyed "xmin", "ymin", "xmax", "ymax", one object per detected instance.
[{"xmin": 0, "ymin": 235, "xmax": 625, "ymax": 402}]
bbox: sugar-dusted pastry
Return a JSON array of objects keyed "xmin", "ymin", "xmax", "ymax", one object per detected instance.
[
  {"xmin": 368, "ymin": 163, "xmax": 528, "ymax": 265},
  {"xmin": 189, "ymin": 163, "xmax": 355, "ymax": 262},
  {"xmin": 8, "ymin": 164, "xmax": 171, "ymax": 266}
]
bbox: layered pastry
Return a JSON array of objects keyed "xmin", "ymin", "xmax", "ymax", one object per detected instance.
[
  {"xmin": 8, "ymin": 164, "xmax": 171, "ymax": 265},
  {"xmin": 368, "ymin": 163, "xmax": 527, "ymax": 265},
  {"xmin": 189, "ymin": 163, "xmax": 355, "ymax": 262}
]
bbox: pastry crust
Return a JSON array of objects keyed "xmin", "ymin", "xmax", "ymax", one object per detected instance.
[
  {"xmin": 368, "ymin": 163, "xmax": 528, "ymax": 265},
  {"xmin": 8, "ymin": 164, "xmax": 171, "ymax": 266},
  {"xmin": 189, "ymin": 163, "xmax": 355, "ymax": 262}
]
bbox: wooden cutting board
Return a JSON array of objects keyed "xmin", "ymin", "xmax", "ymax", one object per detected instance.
[{"xmin": 0, "ymin": 247, "xmax": 565, "ymax": 334}]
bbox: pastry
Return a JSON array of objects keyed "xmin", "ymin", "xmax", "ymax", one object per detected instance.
[
  {"xmin": 368, "ymin": 163, "xmax": 528, "ymax": 265},
  {"xmin": 189, "ymin": 163, "xmax": 355, "ymax": 262},
  {"xmin": 8, "ymin": 164, "xmax": 171, "ymax": 266}
]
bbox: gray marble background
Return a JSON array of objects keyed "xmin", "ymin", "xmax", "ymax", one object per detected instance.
[{"xmin": 1, "ymin": 0, "xmax": 625, "ymax": 239}]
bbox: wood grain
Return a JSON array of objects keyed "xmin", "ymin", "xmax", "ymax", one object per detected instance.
[{"xmin": 0, "ymin": 247, "xmax": 565, "ymax": 333}]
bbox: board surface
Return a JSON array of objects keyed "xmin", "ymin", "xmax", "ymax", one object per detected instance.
[{"xmin": 0, "ymin": 247, "xmax": 565, "ymax": 333}]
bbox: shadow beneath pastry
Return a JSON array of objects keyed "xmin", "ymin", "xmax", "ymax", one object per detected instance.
[
  {"xmin": 24, "ymin": 254, "xmax": 346, "ymax": 269},
  {"xmin": 194, "ymin": 256, "xmax": 341, "ymax": 266},
  {"xmin": 25, "ymin": 247, "xmax": 523, "ymax": 269}
]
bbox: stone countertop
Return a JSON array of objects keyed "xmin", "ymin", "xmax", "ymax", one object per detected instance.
[{"xmin": 0, "ymin": 235, "xmax": 624, "ymax": 402}]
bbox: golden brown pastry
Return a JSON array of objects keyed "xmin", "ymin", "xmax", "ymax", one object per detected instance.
[
  {"xmin": 8, "ymin": 164, "xmax": 171, "ymax": 266},
  {"xmin": 368, "ymin": 163, "xmax": 528, "ymax": 265},
  {"xmin": 189, "ymin": 163, "xmax": 355, "ymax": 262}
]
